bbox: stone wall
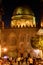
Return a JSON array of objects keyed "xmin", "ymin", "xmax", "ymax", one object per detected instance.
[{"xmin": 1, "ymin": 27, "xmax": 39, "ymax": 57}]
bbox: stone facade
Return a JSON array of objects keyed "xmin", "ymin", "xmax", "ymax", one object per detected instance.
[
  {"xmin": 1, "ymin": 27, "xmax": 39, "ymax": 57},
  {"xmin": 0, "ymin": 6, "xmax": 40, "ymax": 58}
]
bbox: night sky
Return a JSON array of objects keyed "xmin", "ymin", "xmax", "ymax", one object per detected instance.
[{"xmin": 2, "ymin": 0, "xmax": 41, "ymax": 27}]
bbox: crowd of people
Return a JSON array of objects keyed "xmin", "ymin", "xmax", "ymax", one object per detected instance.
[{"xmin": 0, "ymin": 54, "xmax": 43, "ymax": 65}]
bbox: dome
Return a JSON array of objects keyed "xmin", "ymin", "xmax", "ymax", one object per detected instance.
[
  {"xmin": 11, "ymin": 6, "xmax": 36, "ymax": 28},
  {"xmin": 13, "ymin": 6, "xmax": 34, "ymax": 15},
  {"xmin": 12, "ymin": 6, "xmax": 34, "ymax": 19}
]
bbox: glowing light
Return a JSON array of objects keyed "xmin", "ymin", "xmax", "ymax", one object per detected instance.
[
  {"xmin": 3, "ymin": 48, "xmax": 8, "ymax": 52},
  {"xmin": 33, "ymin": 17, "xmax": 36, "ymax": 27},
  {"xmin": 3, "ymin": 56, "xmax": 8, "ymax": 59},
  {"xmin": 34, "ymin": 49, "xmax": 40, "ymax": 54},
  {"xmin": 11, "ymin": 19, "xmax": 36, "ymax": 28},
  {"xmin": 37, "ymin": 29, "xmax": 43, "ymax": 35},
  {"xmin": 41, "ymin": 21, "xmax": 43, "ymax": 27},
  {"xmin": 11, "ymin": 7, "xmax": 36, "ymax": 28},
  {"xmin": 34, "ymin": 49, "xmax": 42, "ymax": 58},
  {"xmin": 11, "ymin": 20, "xmax": 16, "ymax": 27}
]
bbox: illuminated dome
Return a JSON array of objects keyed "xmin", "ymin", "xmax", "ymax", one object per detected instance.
[
  {"xmin": 13, "ymin": 7, "xmax": 34, "ymax": 15},
  {"xmin": 11, "ymin": 6, "xmax": 36, "ymax": 28}
]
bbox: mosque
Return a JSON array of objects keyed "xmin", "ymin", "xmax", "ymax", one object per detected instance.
[{"xmin": 0, "ymin": 5, "xmax": 43, "ymax": 58}]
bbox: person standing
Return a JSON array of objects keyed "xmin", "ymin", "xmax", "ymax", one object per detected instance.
[
  {"xmin": 17, "ymin": 57, "xmax": 21, "ymax": 65},
  {"xmin": 28, "ymin": 57, "xmax": 33, "ymax": 65}
]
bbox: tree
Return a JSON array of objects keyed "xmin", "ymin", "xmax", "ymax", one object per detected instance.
[
  {"xmin": 31, "ymin": 36, "xmax": 39, "ymax": 49},
  {"xmin": 31, "ymin": 35, "xmax": 43, "ymax": 50},
  {"xmin": 39, "ymin": 36, "xmax": 43, "ymax": 50}
]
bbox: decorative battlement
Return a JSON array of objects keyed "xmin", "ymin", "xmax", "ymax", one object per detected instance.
[
  {"xmin": 11, "ymin": 23, "xmax": 36, "ymax": 28},
  {"xmin": 11, "ymin": 16, "xmax": 36, "ymax": 28}
]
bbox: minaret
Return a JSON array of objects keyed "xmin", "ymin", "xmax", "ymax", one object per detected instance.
[{"xmin": 0, "ymin": 0, "xmax": 4, "ymax": 29}]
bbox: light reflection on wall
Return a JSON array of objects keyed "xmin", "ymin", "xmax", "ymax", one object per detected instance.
[
  {"xmin": 11, "ymin": 17, "xmax": 36, "ymax": 28},
  {"xmin": 41, "ymin": 21, "xmax": 43, "ymax": 27}
]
